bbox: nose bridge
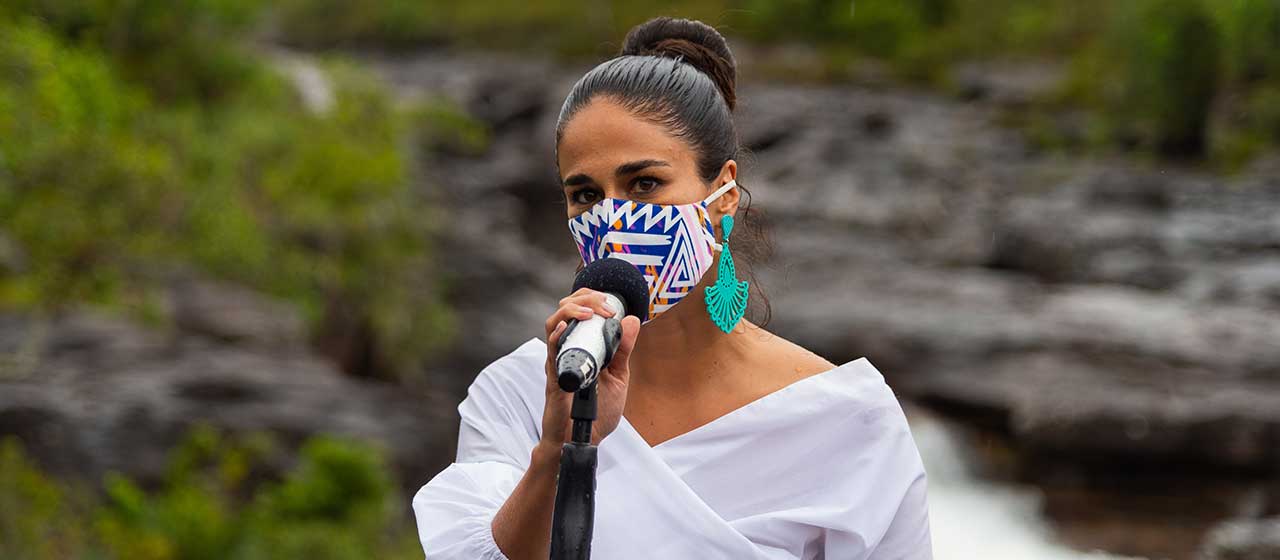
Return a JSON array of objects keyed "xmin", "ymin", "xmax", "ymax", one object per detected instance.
[{"xmin": 602, "ymin": 181, "xmax": 629, "ymax": 200}]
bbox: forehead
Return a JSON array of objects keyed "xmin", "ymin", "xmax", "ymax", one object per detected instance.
[{"xmin": 557, "ymin": 97, "xmax": 695, "ymax": 177}]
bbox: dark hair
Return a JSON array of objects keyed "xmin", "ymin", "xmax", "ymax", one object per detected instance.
[{"xmin": 555, "ymin": 17, "xmax": 773, "ymax": 326}]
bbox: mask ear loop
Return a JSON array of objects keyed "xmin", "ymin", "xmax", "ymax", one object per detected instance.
[
  {"xmin": 703, "ymin": 179, "xmax": 738, "ymax": 252},
  {"xmin": 703, "ymin": 179, "xmax": 737, "ymax": 205}
]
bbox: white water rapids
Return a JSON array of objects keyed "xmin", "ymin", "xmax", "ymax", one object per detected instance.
[{"xmin": 911, "ymin": 412, "xmax": 1142, "ymax": 559}]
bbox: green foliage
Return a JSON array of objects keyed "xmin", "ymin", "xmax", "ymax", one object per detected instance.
[
  {"xmin": 694, "ymin": 0, "xmax": 1111, "ymax": 85},
  {"xmin": 1219, "ymin": 0, "xmax": 1280, "ymax": 84},
  {"xmin": 194, "ymin": 60, "xmax": 455, "ymax": 374},
  {"xmin": 0, "ymin": 19, "xmax": 177, "ymax": 308},
  {"xmin": 1104, "ymin": 0, "xmax": 1222, "ymax": 158},
  {"xmin": 271, "ymin": 0, "xmax": 450, "ymax": 47},
  {"xmin": 0, "ymin": 429, "xmax": 423, "ymax": 560},
  {"xmin": 1211, "ymin": 83, "xmax": 1280, "ymax": 170},
  {"xmin": 1205, "ymin": 0, "xmax": 1280, "ymax": 169},
  {"xmin": 414, "ymin": 100, "xmax": 492, "ymax": 156},
  {"xmin": 731, "ymin": 0, "xmax": 940, "ymax": 78},
  {"xmin": 264, "ymin": 0, "xmax": 1280, "ymax": 165},
  {"xmin": 260, "ymin": 438, "xmax": 391, "ymax": 523},
  {"xmin": 736, "ymin": 0, "xmax": 936, "ymax": 55},
  {"xmin": 0, "ymin": 13, "xmax": 458, "ymax": 377},
  {"xmin": 98, "ymin": 471, "xmax": 241, "ymax": 560},
  {"xmin": 3, "ymin": 0, "xmax": 267, "ymax": 102},
  {"xmin": 272, "ymin": 0, "xmax": 731, "ymax": 56},
  {"xmin": 0, "ymin": 439, "xmax": 93, "ymax": 558},
  {"xmin": 273, "ymin": 0, "xmax": 570, "ymax": 51}
]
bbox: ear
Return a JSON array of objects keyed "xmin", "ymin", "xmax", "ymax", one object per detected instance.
[{"xmin": 708, "ymin": 160, "xmax": 740, "ymax": 219}]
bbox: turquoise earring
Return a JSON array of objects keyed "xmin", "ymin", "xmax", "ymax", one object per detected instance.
[{"xmin": 704, "ymin": 214, "xmax": 749, "ymax": 333}]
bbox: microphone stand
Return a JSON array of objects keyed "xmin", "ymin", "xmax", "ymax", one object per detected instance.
[{"xmin": 550, "ymin": 382, "xmax": 597, "ymax": 560}]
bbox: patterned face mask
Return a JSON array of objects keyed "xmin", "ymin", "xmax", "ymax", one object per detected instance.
[{"xmin": 568, "ymin": 180, "xmax": 737, "ymax": 323}]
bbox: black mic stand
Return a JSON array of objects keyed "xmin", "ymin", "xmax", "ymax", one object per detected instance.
[{"xmin": 550, "ymin": 382, "xmax": 597, "ymax": 560}]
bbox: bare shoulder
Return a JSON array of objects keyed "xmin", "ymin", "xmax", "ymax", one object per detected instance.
[{"xmin": 741, "ymin": 322, "xmax": 837, "ymax": 381}]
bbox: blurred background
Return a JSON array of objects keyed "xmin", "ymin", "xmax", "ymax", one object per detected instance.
[{"xmin": 2, "ymin": 1, "xmax": 1279, "ymax": 558}]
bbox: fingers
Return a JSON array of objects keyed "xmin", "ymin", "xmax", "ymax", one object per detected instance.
[
  {"xmin": 544, "ymin": 305, "xmax": 586, "ymax": 338},
  {"xmin": 556, "ymin": 290, "xmax": 617, "ymax": 318},
  {"xmin": 545, "ymin": 319, "xmax": 566, "ymax": 374},
  {"xmin": 548, "ymin": 320, "xmax": 568, "ymax": 353},
  {"xmin": 544, "ymin": 292, "xmax": 619, "ymax": 339},
  {"xmin": 604, "ymin": 315, "xmax": 641, "ymax": 381},
  {"xmin": 544, "ymin": 320, "xmax": 573, "ymax": 397}
]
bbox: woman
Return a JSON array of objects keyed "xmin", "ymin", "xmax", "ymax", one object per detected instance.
[{"xmin": 413, "ymin": 17, "xmax": 932, "ymax": 560}]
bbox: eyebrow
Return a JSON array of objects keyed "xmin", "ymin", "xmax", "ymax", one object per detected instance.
[{"xmin": 562, "ymin": 159, "xmax": 671, "ymax": 188}]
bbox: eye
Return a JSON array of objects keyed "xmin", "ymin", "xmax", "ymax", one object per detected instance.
[
  {"xmin": 632, "ymin": 176, "xmax": 663, "ymax": 194},
  {"xmin": 570, "ymin": 188, "xmax": 600, "ymax": 205}
]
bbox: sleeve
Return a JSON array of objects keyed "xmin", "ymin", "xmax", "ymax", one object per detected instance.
[
  {"xmin": 866, "ymin": 464, "xmax": 933, "ymax": 559},
  {"xmin": 862, "ymin": 401, "xmax": 933, "ymax": 560},
  {"xmin": 825, "ymin": 378, "xmax": 934, "ymax": 560},
  {"xmin": 411, "ymin": 461, "xmax": 520, "ymax": 559},
  {"xmin": 411, "ymin": 341, "xmax": 545, "ymax": 559}
]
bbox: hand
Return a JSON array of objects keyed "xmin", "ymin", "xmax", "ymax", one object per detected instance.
[{"xmin": 540, "ymin": 288, "xmax": 641, "ymax": 450}]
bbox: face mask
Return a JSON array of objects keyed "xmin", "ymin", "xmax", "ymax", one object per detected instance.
[{"xmin": 568, "ymin": 180, "xmax": 737, "ymax": 324}]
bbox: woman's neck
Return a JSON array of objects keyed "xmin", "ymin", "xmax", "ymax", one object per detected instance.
[{"xmin": 627, "ymin": 288, "xmax": 761, "ymax": 394}]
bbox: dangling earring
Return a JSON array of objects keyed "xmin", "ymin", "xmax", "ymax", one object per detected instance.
[{"xmin": 704, "ymin": 214, "xmax": 749, "ymax": 333}]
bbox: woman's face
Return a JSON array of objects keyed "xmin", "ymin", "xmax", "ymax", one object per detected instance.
[{"xmin": 557, "ymin": 97, "xmax": 737, "ymax": 220}]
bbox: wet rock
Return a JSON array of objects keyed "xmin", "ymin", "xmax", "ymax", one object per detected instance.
[
  {"xmin": 350, "ymin": 50, "xmax": 573, "ymax": 394},
  {"xmin": 769, "ymin": 256, "xmax": 1280, "ymax": 470},
  {"xmin": 0, "ymin": 311, "xmax": 457, "ymax": 492},
  {"xmin": 951, "ymin": 60, "xmax": 1064, "ymax": 108},
  {"xmin": 466, "ymin": 71, "xmax": 551, "ymax": 132},
  {"xmin": 170, "ymin": 277, "xmax": 306, "ymax": 351}
]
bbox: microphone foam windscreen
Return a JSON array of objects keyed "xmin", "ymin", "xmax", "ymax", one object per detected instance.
[{"xmin": 572, "ymin": 257, "xmax": 650, "ymax": 323}]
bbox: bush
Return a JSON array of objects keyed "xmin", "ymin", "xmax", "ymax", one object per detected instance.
[
  {"xmin": 1108, "ymin": 0, "xmax": 1222, "ymax": 158},
  {"xmin": 733, "ymin": 0, "xmax": 931, "ymax": 57},
  {"xmin": 0, "ymin": 19, "xmax": 180, "ymax": 309},
  {"xmin": 271, "ymin": 0, "xmax": 732, "ymax": 56},
  {"xmin": 2, "ymin": 0, "xmax": 266, "ymax": 103},
  {"xmin": 271, "ymin": 0, "xmax": 448, "ymax": 47},
  {"xmin": 0, "ymin": 439, "xmax": 94, "ymax": 558},
  {"xmin": 1221, "ymin": 0, "xmax": 1280, "ymax": 84},
  {"xmin": 0, "ymin": 429, "xmax": 423, "ymax": 560},
  {"xmin": 0, "ymin": 16, "xmax": 456, "ymax": 378}
]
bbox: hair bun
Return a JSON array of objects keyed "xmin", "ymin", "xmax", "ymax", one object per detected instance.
[{"xmin": 621, "ymin": 17, "xmax": 737, "ymax": 111}]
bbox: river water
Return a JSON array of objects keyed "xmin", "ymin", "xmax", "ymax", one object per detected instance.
[{"xmin": 912, "ymin": 412, "xmax": 1140, "ymax": 559}]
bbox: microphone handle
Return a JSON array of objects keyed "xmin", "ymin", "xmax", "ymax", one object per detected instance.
[{"xmin": 555, "ymin": 292, "xmax": 626, "ymax": 392}]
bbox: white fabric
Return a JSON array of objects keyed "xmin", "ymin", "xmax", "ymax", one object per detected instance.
[
  {"xmin": 703, "ymin": 179, "xmax": 737, "ymax": 205},
  {"xmin": 413, "ymin": 337, "xmax": 933, "ymax": 559},
  {"xmin": 705, "ymin": 179, "xmax": 736, "ymax": 252}
]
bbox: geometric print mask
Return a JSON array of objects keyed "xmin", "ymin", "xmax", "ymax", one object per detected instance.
[{"xmin": 567, "ymin": 180, "xmax": 737, "ymax": 324}]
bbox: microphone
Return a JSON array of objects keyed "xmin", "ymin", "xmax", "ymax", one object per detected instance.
[{"xmin": 555, "ymin": 258, "xmax": 649, "ymax": 392}]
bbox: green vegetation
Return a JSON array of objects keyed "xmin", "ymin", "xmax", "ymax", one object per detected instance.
[
  {"xmin": 266, "ymin": 0, "xmax": 1280, "ymax": 166},
  {"xmin": 270, "ymin": 0, "xmax": 732, "ymax": 54},
  {"xmin": 0, "ymin": 0, "xmax": 265, "ymax": 103},
  {"xmin": 0, "ymin": 429, "xmax": 422, "ymax": 559},
  {"xmin": 0, "ymin": 5, "xmax": 474, "ymax": 378},
  {"xmin": 728, "ymin": 0, "xmax": 1276, "ymax": 165},
  {"xmin": 1066, "ymin": 0, "xmax": 1223, "ymax": 159},
  {"xmin": 1210, "ymin": 0, "xmax": 1280, "ymax": 167}
]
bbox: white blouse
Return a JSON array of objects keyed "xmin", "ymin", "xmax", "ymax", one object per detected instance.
[{"xmin": 413, "ymin": 337, "xmax": 933, "ymax": 559}]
